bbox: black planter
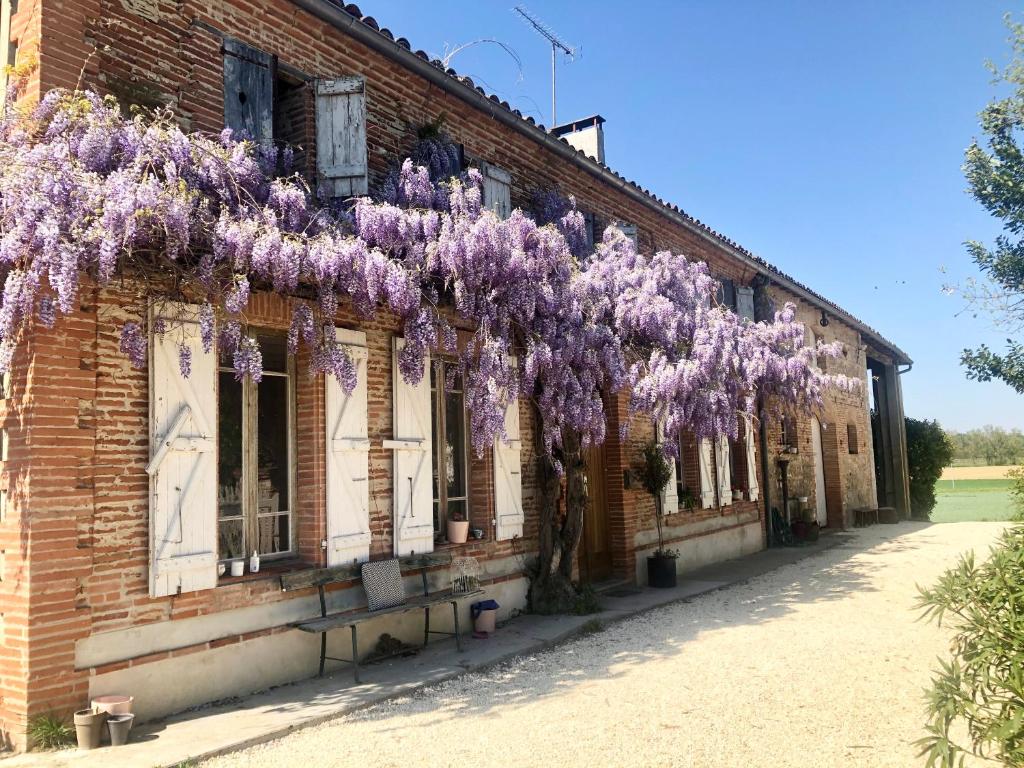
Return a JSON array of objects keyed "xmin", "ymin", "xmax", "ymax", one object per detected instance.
[{"xmin": 647, "ymin": 554, "xmax": 678, "ymax": 588}]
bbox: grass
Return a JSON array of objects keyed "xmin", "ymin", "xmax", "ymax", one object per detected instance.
[
  {"xmin": 931, "ymin": 478, "xmax": 1019, "ymax": 523},
  {"xmin": 27, "ymin": 712, "xmax": 74, "ymax": 750}
]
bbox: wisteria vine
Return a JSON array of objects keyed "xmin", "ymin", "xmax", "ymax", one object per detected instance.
[{"xmin": 0, "ymin": 89, "xmax": 855, "ymax": 467}]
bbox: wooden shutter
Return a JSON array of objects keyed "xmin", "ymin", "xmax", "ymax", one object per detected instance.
[
  {"xmin": 325, "ymin": 329, "xmax": 371, "ymax": 566},
  {"xmin": 494, "ymin": 367, "xmax": 524, "ymax": 540},
  {"xmin": 222, "ymin": 38, "xmax": 274, "ymax": 142},
  {"xmin": 698, "ymin": 438, "xmax": 716, "ymax": 509},
  {"xmin": 316, "ymin": 77, "xmax": 368, "ymax": 197},
  {"xmin": 745, "ymin": 416, "xmax": 760, "ymax": 502},
  {"xmin": 716, "ymin": 435, "xmax": 732, "ymax": 506},
  {"xmin": 736, "ymin": 286, "xmax": 755, "ymax": 321},
  {"xmin": 482, "ymin": 163, "xmax": 511, "ymax": 219},
  {"xmin": 656, "ymin": 419, "xmax": 679, "ymax": 515},
  {"xmin": 388, "ymin": 338, "xmax": 434, "ymax": 556},
  {"xmin": 147, "ymin": 303, "xmax": 218, "ymax": 597}
]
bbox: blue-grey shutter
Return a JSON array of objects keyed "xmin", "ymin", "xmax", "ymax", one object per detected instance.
[
  {"xmin": 223, "ymin": 38, "xmax": 274, "ymax": 143},
  {"xmin": 736, "ymin": 285, "xmax": 755, "ymax": 320}
]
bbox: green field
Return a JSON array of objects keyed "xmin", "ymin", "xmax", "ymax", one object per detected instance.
[{"xmin": 931, "ymin": 478, "xmax": 1019, "ymax": 523}]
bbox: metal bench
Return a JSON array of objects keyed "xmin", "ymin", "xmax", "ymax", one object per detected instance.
[{"xmin": 280, "ymin": 554, "xmax": 482, "ymax": 682}]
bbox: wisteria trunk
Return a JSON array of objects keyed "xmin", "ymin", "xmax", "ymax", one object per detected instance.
[{"xmin": 529, "ymin": 413, "xmax": 589, "ymax": 614}]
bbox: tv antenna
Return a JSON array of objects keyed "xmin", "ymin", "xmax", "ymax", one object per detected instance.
[{"xmin": 514, "ymin": 6, "xmax": 576, "ymax": 128}]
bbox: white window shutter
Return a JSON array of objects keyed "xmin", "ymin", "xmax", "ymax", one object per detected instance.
[
  {"xmin": 316, "ymin": 77, "xmax": 368, "ymax": 197},
  {"xmin": 494, "ymin": 363, "xmax": 523, "ymax": 540},
  {"xmin": 745, "ymin": 416, "xmax": 760, "ymax": 502},
  {"xmin": 698, "ymin": 438, "xmax": 716, "ymax": 509},
  {"xmin": 482, "ymin": 163, "xmax": 511, "ymax": 219},
  {"xmin": 325, "ymin": 329, "xmax": 372, "ymax": 566},
  {"xmin": 147, "ymin": 303, "xmax": 218, "ymax": 597},
  {"xmin": 389, "ymin": 337, "xmax": 434, "ymax": 556},
  {"xmin": 656, "ymin": 419, "xmax": 679, "ymax": 515},
  {"xmin": 717, "ymin": 435, "xmax": 732, "ymax": 506},
  {"xmin": 736, "ymin": 286, "xmax": 755, "ymax": 321}
]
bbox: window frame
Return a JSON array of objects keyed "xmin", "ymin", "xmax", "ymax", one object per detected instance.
[
  {"xmin": 216, "ymin": 333, "xmax": 297, "ymax": 565},
  {"xmin": 674, "ymin": 431, "xmax": 698, "ymax": 510},
  {"xmin": 430, "ymin": 358, "xmax": 471, "ymax": 541}
]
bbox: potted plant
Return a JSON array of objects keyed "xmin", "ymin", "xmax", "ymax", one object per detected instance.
[
  {"xmin": 446, "ymin": 511, "xmax": 469, "ymax": 544},
  {"xmin": 637, "ymin": 442, "xmax": 679, "ymax": 588},
  {"xmin": 679, "ymin": 486, "xmax": 696, "ymax": 511}
]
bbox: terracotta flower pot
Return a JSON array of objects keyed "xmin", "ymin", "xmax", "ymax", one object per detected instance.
[
  {"xmin": 106, "ymin": 713, "xmax": 135, "ymax": 747},
  {"xmin": 91, "ymin": 695, "xmax": 133, "ymax": 716},
  {"xmin": 74, "ymin": 709, "xmax": 107, "ymax": 750},
  {"xmin": 447, "ymin": 519, "xmax": 469, "ymax": 544}
]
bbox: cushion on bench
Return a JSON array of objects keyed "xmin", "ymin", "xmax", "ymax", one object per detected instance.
[{"xmin": 361, "ymin": 558, "xmax": 405, "ymax": 611}]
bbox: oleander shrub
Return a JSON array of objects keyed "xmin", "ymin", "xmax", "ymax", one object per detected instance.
[{"xmin": 916, "ymin": 526, "xmax": 1024, "ymax": 766}]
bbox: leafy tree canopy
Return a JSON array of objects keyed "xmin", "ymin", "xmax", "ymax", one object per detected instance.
[{"xmin": 961, "ymin": 15, "xmax": 1024, "ymax": 391}]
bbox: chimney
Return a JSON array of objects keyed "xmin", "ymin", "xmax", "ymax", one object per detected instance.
[{"xmin": 551, "ymin": 115, "xmax": 606, "ymax": 165}]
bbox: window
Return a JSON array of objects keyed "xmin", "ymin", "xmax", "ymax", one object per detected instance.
[
  {"xmin": 716, "ymin": 279, "xmax": 737, "ymax": 311},
  {"xmin": 430, "ymin": 360, "xmax": 469, "ymax": 540},
  {"xmin": 814, "ymin": 333, "xmax": 827, "ymax": 372},
  {"xmin": 217, "ymin": 333, "xmax": 294, "ymax": 564},
  {"xmin": 847, "ymin": 423, "xmax": 859, "ymax": 454},
  {"xmin": 780, "ymin": 415, "xmax": 797, "ymax": 450}
]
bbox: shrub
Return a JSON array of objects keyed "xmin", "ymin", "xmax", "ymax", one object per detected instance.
[
  {"xmin": 916, "ymin": 526, "xmax": 1024, "ymax": 766},
  {"xmin": 906, "ymin": 418, "xmax": 954, "ymax": 520},
  {"xmin": 27, "ymin": 712, "xmax": 74, "ymax": 750}
]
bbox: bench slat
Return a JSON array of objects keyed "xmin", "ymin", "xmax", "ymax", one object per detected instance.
[
  {"xmin": 280, "ymin": 553, "xmax": 456, "ymax": 592},
  {"xmin": 291, "ymin": 589, "xmax": 484, "ymax": 634}
]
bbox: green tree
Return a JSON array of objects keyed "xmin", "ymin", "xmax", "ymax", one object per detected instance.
[
  {"xmin": 961, "ymin": 15, "xmax": 1024, "ymax": 392},
  {"xmin": 906, "ymin": 418, "xmax": 955, "ymax": 520}
]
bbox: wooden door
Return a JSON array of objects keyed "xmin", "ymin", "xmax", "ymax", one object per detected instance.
[{"xmin": 582, "ymin": 444, "xmax": 612, "ymax": 582}]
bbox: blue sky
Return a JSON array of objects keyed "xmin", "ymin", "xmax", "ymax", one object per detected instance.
[{"xmin": 362, "ymin": 0, "xmax": 1023, "ymax": 431}]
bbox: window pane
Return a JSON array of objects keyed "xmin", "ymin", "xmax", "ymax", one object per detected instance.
[
  {"xmin": 218, "ymin": 372, "xmax": 244, "ymax": 560},
  {"xmin": 259, "ymin": 333, "xmax": 288, "ymax": 374},
  {"xmin": 219, "ymin": 518, "xmax": 245, "ymax": 561},
  {"xmin": 446, "ymin": 499, "xmax": 467, "ymax": 524},
  {"xmin": 257, "ymin": 375, "xmax": 290, "ymax": 544},
  {"xmin": 445, "ymin": 387, "xmax": 466, "ymax": 500},
  {"xmin": 256, "ymin": 513, "xmax": 290, "ymax": 555}
]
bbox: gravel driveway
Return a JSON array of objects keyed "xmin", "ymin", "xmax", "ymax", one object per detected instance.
[{"xmin": 204, "ymin": 522, "xmax": 1007, "ymax": 768}]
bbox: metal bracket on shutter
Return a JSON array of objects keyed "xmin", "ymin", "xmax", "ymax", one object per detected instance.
[{"xmin": 383, "ymin": 438, "xmax": 425, "ymax": 451}]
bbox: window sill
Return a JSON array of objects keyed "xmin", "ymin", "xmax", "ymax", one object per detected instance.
[
  {"xmin": 217, "ymin": 558, "xmax": 313, "ymax": 587},
  {"xmin": 433, "ymin": 538, "xmax": 487, "ymax": 552}
]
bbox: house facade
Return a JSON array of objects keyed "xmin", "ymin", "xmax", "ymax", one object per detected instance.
[{"xmin": 0, "ymin": 0, "xmax": 911, "ymax": 750}]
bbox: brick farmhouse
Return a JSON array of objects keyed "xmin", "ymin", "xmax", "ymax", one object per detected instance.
[{"xmin": 0, "ymin": 0, "xmax": 912, "ymax": 750}]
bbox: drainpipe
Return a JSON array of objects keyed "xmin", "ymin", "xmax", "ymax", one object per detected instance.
[
  {"xmin": 759, "ymin": 411, "xmax": 773, "ymax": 548},
  {"xmin": 898, "ymin": 363, "xmax": 913, "ymax": 375}
]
